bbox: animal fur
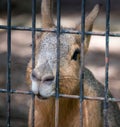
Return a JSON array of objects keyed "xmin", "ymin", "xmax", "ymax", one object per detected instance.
[{"xmin": 26, "ymin": 0, "xmax": 120, "ymax": 127}]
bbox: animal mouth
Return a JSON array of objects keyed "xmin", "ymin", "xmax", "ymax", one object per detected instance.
[{"xmin": 37, "ymin": 93, "xmax": 48, "ymax": 100}]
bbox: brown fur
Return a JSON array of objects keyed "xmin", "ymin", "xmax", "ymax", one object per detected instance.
[
  {"xmin": 26, "ymin": 0, "xmax": 120, "ymax": 127},
  {"xmin": 27, "ymin": 65, "xmax": 120, "ymax": 127}
]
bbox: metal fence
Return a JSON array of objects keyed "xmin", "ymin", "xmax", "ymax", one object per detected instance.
[{"xmin": 0, "ymin": 0, "xmax": 120, "ymax": 127}]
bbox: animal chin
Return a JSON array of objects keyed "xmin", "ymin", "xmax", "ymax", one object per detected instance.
[
  {"xmin": 37, "ymin": 85, "xmax": 55, "ymax": 99},
  {"xmin": 37, "ymin": 93, "xmax": 48, "ymax": 100},
  {"xmin": 36, "ymin": 91, "xmax": 55, "ymax": 100}
]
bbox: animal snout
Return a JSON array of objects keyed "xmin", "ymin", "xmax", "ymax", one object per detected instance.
[
  {"xmin": 31, "ymin": 70, "xmax": 40, "ymax": 81},
  {"xmin": 42, "ymin": 75, "xmax": 54, "ymax": 82},
  {"xmin": 31, "ymin": 70, "xmax": 54, "ymax": 83}
]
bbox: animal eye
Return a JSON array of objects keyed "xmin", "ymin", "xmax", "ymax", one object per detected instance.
[{"xmin": 71, "ymin": 48, "xmax": 80, "ymax": 61}]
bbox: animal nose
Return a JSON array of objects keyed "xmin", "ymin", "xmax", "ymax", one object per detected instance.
[
  {"xmin": 31, "ymin": 70, "xmax": 41, "ymax": 81},
  {"xmin": 31, "ymin": 70, "xmax": 54, "ymax": 83},
  {"xmin": 31, "ymin": 62, "xmax": 54, "ymax": 83},
  {"xmin": 42, "ymin": 75, "xmax": 54, "ymax": 82}
]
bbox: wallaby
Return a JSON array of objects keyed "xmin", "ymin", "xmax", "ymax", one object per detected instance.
[{"xmin": 26, "ymin": 0, "xmax": 120, "ymax": 127}]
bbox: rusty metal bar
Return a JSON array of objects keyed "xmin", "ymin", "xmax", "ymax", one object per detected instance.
[
  {"xmin": 6, "ymin": 0, "xmax": 12, "ymax": 126},
  {"xmin": 103, "ymin": 0, "xmax": 111, "ymax": 127},
  {"xmin": 55, "ymin": 0, "xmax": 61, "ymax": 127},
  {"xmin": 31, "ymin": 0, "xmax": 36, "ymax": 127},
  {"xmin": 0, "ymin": 88, "xmax": 120, "ymax": 103},
  {"xmin": 79, "ymin": 0, "xmax": 86, "ymax": 126},
  {"xmin": 0, "ymin": 25, "xmax": 120, "ymax": 37}
]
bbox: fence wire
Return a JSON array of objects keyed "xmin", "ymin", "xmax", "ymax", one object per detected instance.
[{"xmin": 0, "ymin": 0, "xmax": 120, "ymax": 127}]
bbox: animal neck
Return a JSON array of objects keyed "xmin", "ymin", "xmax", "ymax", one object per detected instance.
[
  {"xmin": 35, "ymin": 96, "xmax": 79, "ymax": 125},
  {"xmin": 59, "ymin": 97, "xmax": 79, "ymax": 115}
]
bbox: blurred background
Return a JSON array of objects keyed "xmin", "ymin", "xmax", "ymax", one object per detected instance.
[{"xmin": 0, "ymin": 0, "xmax": 120, "ymax": 126}]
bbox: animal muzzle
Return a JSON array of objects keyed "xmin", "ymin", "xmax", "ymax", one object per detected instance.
[{"xmin": 31, "ymin": 62, "xmax": 56, "ymax": 98}]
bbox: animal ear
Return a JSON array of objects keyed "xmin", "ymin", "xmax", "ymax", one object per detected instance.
[
  {"xmin": 76, "ymin": 4, "xmax": 100, "ymax": 53},
  {"xmin": 41, "ymin": 0, "xmax": 55, "ymax": 28}
]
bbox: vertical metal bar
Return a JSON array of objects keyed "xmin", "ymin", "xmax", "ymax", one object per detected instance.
[
  {"xmin": 104, "ymin": 0, "xmax": 110, "ymax": 127},
  {"xmin": 55, "ymin": 0, "xmax": 61, "ymax": 127},
  {"xmin": 6, "ymin": 0, "xmax": 11, "ymax": 127},
  {"xmin": 32, "ymin": 0, "xmax": 36, "ymax": 68},
  {"xmin": 31, "ymin": 93, "xmax": 35, "ymax": 127},
  {"xmin": 31, "ymin": 0, "xmax": 36, "ymax": 127},
  {"xmin": 79, "ymin": 0, "xmax": 86, "ymax": 126}
]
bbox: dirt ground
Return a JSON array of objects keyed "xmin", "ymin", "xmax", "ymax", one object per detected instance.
[{"xmin": 0, "ymin": 1, "xmax": 120, "ymax": 127}]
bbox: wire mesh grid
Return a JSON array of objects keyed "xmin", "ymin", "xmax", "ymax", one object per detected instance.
[{"xmin": 0, "ymin": 0, "xmax": 120, "ymax": 127}]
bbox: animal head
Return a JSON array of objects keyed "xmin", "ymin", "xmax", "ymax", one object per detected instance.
[{"xmin": 27, "ymin": 0, "xmax": 100, "ymax": 98}]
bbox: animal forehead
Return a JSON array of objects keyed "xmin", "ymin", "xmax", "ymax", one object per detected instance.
[{"xmin": 40, "ymin": 33, "xmax": 76, "ymax": 50}]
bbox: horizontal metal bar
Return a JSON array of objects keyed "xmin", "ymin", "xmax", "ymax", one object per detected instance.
[
  {"xmin": 59, "ymin": 94, "xmax": 120, "ymax": 102},
  {"xmin": 0, "ymin": 89, "xmax": 120, "ymax": 102},
  {"xmin": 0, "ymin": 25, "xmax": 56, "ymax": 32},
  {"xmin": 0, "ymin": 89, "xmax": 33, "ymax": 95},
  {"xmin": 0, "ymin": 25, "xmax": 120, "ymax": 37}
]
